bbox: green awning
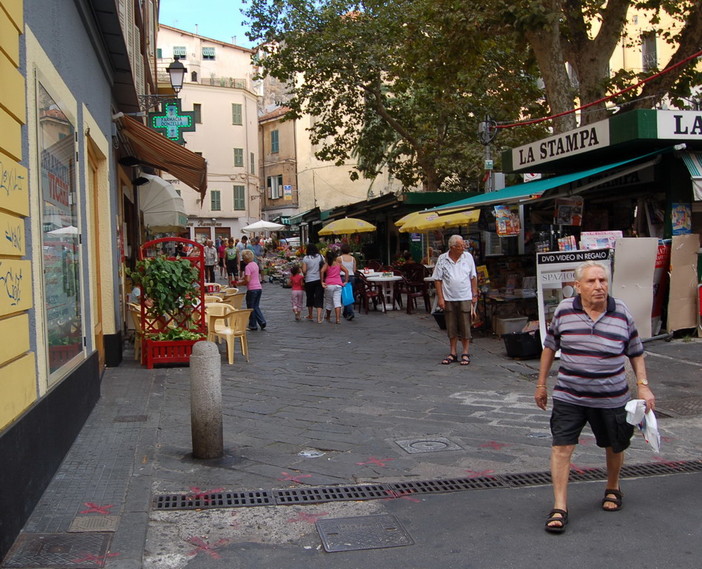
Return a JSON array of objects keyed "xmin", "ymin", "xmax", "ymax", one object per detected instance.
[{"xmin": 433, "ymin": 147, "xmax": 673, "ymax": 213}]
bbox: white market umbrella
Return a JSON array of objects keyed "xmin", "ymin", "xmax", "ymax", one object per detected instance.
[
  {"xmin": 139, "ymin": 173, "xmax": 187, "ymax": 233},
  {"xmin": 48, "ymin": 225, "xmax": 79, "ymax": 235},
  {"xmin": 242, "ymin": 219, "xmax": 285, "ymax": 233}
]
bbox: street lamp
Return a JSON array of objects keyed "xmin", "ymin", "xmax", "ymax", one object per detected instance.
[{"xmin": 166, "ymin": 56, "xmax": 187, "ymax": 95}]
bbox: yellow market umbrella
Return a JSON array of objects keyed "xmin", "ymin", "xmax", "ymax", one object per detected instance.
[
  {"xmin": 318, "ymin": 217, "xmax": 376, "ymax": 236},
  {"xmin": 399, "ymin": 208, "xmax": 479, "ymax": 232}
]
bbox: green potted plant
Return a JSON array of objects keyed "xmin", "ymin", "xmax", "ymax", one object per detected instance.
[{"xmin": 126, "ymin": 245, "xmax": 206, "ymax": 367}]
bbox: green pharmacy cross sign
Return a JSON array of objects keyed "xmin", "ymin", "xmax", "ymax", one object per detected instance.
[{"xmin": 148, "ymin": 100, "xmax": 196, "ymax": 145}]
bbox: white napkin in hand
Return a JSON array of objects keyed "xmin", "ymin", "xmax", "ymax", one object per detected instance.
[{"xmin": 625, "ymin": 399, "xmax": 661, "ymax": 453}]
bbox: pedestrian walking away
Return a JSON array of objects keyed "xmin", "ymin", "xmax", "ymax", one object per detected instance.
[
  {"xmin": 301, "ymin": 243, "xmax": 325, "ymax": 323},
  {"xmin": 321, "ymin": 249, "xmax": 349, "ymax": 324},
  {"xmin": 431, "ymin": 234, "xmax": 478, "ymax": 366},
  {"xmin": 535, "ymin": 260, "xmax": 655, "ymax": 534},
  {"xmin": 203, "ymin": 239, "xmax": 217, "ymax": 282},
  {"xmin": 289, "ymin": 264, "xmax": 305, "ymax": 320},
  {"xmin": 238, "ymin": 249, "xmax": 267, "ymax": 331},
  {"xmin": 339, "ymin": 243, "xmax": 357, "ymax": 320}
]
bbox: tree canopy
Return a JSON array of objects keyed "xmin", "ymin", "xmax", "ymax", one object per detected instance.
[{"xmin": 245, "ymin": 0, "xmax": 702, "ymax": 189}]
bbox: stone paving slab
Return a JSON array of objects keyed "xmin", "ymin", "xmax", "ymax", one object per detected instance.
[{"xmin": 5, "ymin": 280, "xmax": 702, "ymax": 569}]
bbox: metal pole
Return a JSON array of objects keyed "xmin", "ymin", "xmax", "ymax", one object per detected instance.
[{"xmin": 189, "ymin": 341, "xmax": 224, "ymax": 459}]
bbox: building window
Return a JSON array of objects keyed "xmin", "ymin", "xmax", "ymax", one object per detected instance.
[
  {"xmin": 267, "ymin": 174, "xmax": 284, "ymax": 199},
  {"xmin": 38, "ymin": 82, "xmax": 84, "ymax": 375},
  {"xmin": 202, "ymin": 47, "xmax": 216, "ymax": 60},
  {"xmin": 233, "ymin": 185, "xmax": 246, "ymax": 210},
  {"xmin": 250, "ymin": 152, "xmax": 255, "ymax": 174},
  {"xmin": 271, "ymin": 129, "xmax": 279, "ymax": 153},
  {"xmin": 193, "ymin": 103, "xmax": 202, "ymax": 124},
  {"xmin": 157, "ymin": 48, "xmax": 162, "ymax": 59},
  {"xmin": 191, "ymin": 71, "xmax": 198, "ymax": 82},
  {"xmin": 231, "ymin": 103, "xmax": 242, "ymax": 125},
  {"xmin": 173, "ymin": 46, "xmax": 187, "ymax": 58},
  {"xmin": 211, "ymin": 190, "xmax": 221, "ymax": 211},
  {"xmin": 233, "ymin": 148, "xmax": 244, "ymax": 167},
  {"xmin": 642, "ymin": 31, "xmax": 657, "ymax": 71}
]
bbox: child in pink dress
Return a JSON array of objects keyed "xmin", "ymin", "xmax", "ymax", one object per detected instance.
[{"xmin": 290, "ymin": 265, "xmax": 305, "ymax": 320}]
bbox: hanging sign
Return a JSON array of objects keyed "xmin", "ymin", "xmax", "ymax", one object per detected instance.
[{"xmin": 148, "ymin": 100, "xmax": 196, "ymax": 145}]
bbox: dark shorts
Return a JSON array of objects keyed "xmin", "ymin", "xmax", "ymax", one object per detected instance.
[
  {"xmin": 444, "ymin": 300, "xmax": 472, "ymax": 340},
  {"xmin": 550, "ymin": 399, "xmax": 634, "ymax": 453}
]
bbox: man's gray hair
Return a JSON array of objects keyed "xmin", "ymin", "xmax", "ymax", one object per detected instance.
[
  {"xmin": 448, "ymin": 234, "xmax": 463, "ymax": 247},
  {"xmin": 574, "ymin": 261, "xmax": 610, "ymax": 282}
]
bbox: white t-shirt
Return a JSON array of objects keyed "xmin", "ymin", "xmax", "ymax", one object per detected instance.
[{"xmin": 431, "ymin": 251, "xmax": 477, "ymax": 301}]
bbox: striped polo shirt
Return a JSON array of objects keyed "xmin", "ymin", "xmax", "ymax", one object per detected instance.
[{"xmin": 544, "ymin": 295, "xmax": 644, "ymax": 409}]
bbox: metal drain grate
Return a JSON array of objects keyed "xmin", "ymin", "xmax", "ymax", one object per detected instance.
[
  {"xmin": 153, "ymin": 490, "xmax": 273, "ymax": 510},
  {"xmin": 389, "ymin": 476, "xmax": 503, "ymax": 495},
  {"xmin": 273, "ymin": 484, "xmax": 389, "ymax": 505},
  {"xmin": 150, "ymin": 460, "xmax": 702, "ymax": 511}
]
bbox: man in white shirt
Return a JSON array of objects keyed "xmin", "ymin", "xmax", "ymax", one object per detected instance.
[
  {"xmin": 203, "ymin": 239, "xmax": 217, "ymax": 282},
  {"xmin": 432, "ymin": 234, "xmax": 478, "ymax": 365}
]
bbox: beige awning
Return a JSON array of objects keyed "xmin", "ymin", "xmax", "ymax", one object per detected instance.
[{"xmin": 114, "ymin": 113, "xmax": 207, "ymax": 198}]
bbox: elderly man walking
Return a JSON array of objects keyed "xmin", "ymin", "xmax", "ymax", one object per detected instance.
[
  {"xmin": 535, "ymin": 261, "xmax": 655, "ymax": 533},
  {"xmin": 432, "ymin": 234, "xmax": 479, "ymax": 366}
]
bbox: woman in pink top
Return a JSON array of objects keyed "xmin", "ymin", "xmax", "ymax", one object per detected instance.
[
  {"xmin": 238, "ymin": 249, "xmax": 266, "ymax": 331},
  {"xmin": 321, "ymin": 250, "xmax": 349, "ymax": 324}
]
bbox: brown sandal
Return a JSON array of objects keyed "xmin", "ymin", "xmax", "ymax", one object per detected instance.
[{"xmin": 602, "ymin": 488, "xmax": 623, "ymax": 511}]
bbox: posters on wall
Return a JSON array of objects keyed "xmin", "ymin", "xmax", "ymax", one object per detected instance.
[
  {"xmin": 493, "ymin": 205, "xmax": 521, "ymax": 237},
  {"xmin": 611, "ymin": 237, "xmax": 659, "ymax": 340},
  {"xmin": 536, "ymin": 249, "xmax": 611, "ymax": 348},
  {"xmin": 671, "ymin": 203, "xmax": 692, "ymax": 235},
  {"xmin": 553, "ymin": 197, "xmax": 584, "ymax": 226}
]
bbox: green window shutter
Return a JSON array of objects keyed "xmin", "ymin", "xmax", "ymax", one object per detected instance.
[
  {"xmin": 271, "ymin": 129, "xmax": 279, "ymax": 153},
  {"xmin": 233, "ymin": 148, "xmax": 244, "ymax": 167},
  {"xmin": 157, "ymin": 48, "xmax": 162, "ymax": 59},
  {"xmin": 233, "ymin": 185, "xmax": 245, "ymax": 210},
  {"xmin": 211, "ymin": 190, "xmax": 221, "ymax": 211},
  {"xmin": 173, "ymin": 46, "xmax": 186, "ymax": 58},
  {"xmin": 231, "ymin": 103, "xmax": 242, "ymax": 125}
]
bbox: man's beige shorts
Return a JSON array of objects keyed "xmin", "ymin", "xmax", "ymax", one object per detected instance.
[{"xmin": 444, "ymin": 300, "xmax": 473, "ymax": 340}]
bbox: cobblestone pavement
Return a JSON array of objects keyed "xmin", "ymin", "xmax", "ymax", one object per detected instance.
[{"xmin": 5, "ymin": 279, "xmax": 702, "ymax": 568}]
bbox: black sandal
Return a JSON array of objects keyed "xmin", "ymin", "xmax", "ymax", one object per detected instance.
[
  {"xmin": 460, "ymin": 353, "xmax": 471, "ymax": 365},
  {"xmin": 545, "ymin": 509, "xmax": 568, "ymax": 533},
  {"xmin": 441, "ymin": 354, "xmax": 458, "ymax": 365},
  {"xmin": 602, "ymin": 488, "xmax": 623, "ymax": 511}
]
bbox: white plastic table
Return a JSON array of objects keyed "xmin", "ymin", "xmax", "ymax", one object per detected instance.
[{"xmin": 367, "ymin": 275, "xmax": 403, "ymax": 311}]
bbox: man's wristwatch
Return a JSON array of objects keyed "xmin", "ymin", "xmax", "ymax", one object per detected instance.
[{"xmin": 637, "ymin": 377, "xmax": 649, "ymax": 386}]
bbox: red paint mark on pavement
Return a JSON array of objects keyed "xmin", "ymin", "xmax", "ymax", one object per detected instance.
[
  {"xmin": 187, "ymin": 487, "xmax": 225, "ymax": 503},
  {"xmin": 465, "ymin": 469, "xmax": 495, "ymax": 478},
  {"xmin": 383, "ymin": 489, "xmax": 421, "ymax": 503},
  {"xmin": 356, "ymin": 457, "xmax": 396, "ymax": 467},
  {"xmin": 278, "ymin": 471, "xmax": 313, "ymax": 484},
  {"xmin": 187, "ymin": 536, "xmax": 229, "ymax": 559},
  {"xmin": 479, "ymin": 441, "xmax": 508, "ymax": 450},
  {"xmin": 80, "ymin": 503, "xmax": 114, "ymax": 515},
  {"xmin": 287, "ymin": 511, "xmax": 329, "ymax": 524}
]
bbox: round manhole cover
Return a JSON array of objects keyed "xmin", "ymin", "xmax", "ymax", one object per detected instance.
[{"xmin": 394, "ymin": 437, "xmax": 462, "ymax": 454}]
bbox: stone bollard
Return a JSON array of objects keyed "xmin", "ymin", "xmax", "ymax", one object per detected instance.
[{"xmin": 189, "ymin": 341, "xmax": 224, "ymax": 459}]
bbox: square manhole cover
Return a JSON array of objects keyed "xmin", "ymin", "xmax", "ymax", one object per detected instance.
[
  {"xmin": 2, "ymin": 533, "xmax": 112, "ymax": 568},
  {"xmin": 395, "ymin": 436, "xmax": 463, "ymax": 454},
  {"xmin": 316, "ymin": 514, "xmax": 414, "ymax": 552},
  {"xmin": 68, "ymin": 516, "xmax": 119, "ymax": 533}
]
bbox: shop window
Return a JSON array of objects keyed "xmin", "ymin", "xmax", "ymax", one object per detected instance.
[
  {"xmin": 38, "ymin": 82, "xmax": 84, "ymax": 375},
  {"xmin": 233, "ymin": 185, "xmax": 245, "ymax": 210}
]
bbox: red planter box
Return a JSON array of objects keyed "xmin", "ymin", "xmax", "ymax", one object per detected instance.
[{"xmin": 142, "ymin": 339, "xmax": 203, "ymax": 369}]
